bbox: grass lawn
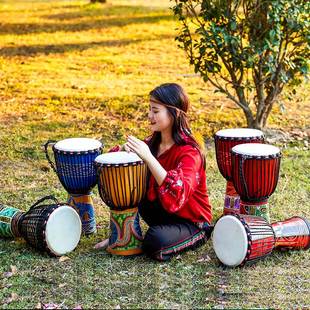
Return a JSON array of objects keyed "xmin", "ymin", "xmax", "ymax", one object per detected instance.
[{"xmin": 0, "ymin": 0, "xmax": 309, "ymax": 308}]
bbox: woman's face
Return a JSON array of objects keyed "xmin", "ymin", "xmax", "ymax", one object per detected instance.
[{"xmin": 148, "ymin": 98, "xmax": 174, "ymax": 133}]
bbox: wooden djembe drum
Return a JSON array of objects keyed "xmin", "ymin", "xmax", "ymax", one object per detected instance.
[
  {"xmin": 44, "ymin": 138, "xmax": 103, "ymax": 235},
  {"xmin": 1, "ymin": 196, "xmax": 81, "ymax": 257},
  {"xmin": 231, "ymin": 143, "xmax": 281, "ymax": 222},
  {"xmin": 95, "ymin": 152, "xmax": 147, "ymax": 255},
  {"xmin": 214, "ymin": 128, "xmax": 264, "ymax": 215},
  {"xmin": 212, "ymin": 214, "xmax": 310, "ymax": 267}
]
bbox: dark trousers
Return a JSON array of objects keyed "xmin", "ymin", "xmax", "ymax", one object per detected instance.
[{"xmin": 139, "ymin": 200, "xmax": 210, "ymax": 261}]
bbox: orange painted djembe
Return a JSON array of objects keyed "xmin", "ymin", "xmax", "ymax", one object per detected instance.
[{"xmin": 95, "ymin": 152, "xmax": 147, "ymax": 255}]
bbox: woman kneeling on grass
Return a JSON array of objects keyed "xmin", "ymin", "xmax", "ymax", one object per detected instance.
[{"xmin": 96, "ymin": 83, "xmax": 212, "ymax": 261}]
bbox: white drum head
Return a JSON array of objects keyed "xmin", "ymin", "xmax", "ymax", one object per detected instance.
[
  {"xmin": 212, "ymin": 215, "xmax": 248, "ymax": 267},
  {"xmin": 95, "ymin": 151, "xmax": 143, "ymax": 165},
  {"xmin": 215, "ymin": 128, "xmax": 264, "ymax": 138},
  {"xmin": 232, "ymin": 143, "xmax": 280, "ymax": 156},
  {"xmin": 54, "ymin": 138, "xmax": 102, "ymax": 152},
  {"xmin": 45, "ymin": 206, "xmax": 82, "ymax": 256}
]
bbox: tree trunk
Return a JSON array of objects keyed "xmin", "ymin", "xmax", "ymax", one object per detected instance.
[
  {"xmin": 253, "ymin": 117, "xmax": 264, "ymax": 130},
  {"xmin": 243, "ymin": 109, "xmax": 256, "ymax": 129}
]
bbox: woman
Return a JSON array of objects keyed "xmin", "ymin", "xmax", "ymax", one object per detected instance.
[{"xmin": 97, "ymin": 83, "xmax": 212, "ymax": 261}]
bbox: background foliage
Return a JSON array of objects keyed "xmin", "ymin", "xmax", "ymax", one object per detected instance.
[{"xmin": 172, "ymin": 0, "xmax": 310, "ymax": 129}]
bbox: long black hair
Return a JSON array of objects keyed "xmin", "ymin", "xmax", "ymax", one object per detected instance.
[{"xmin": 148, "ymin": 83, "xmax": 206, "ymax": 169}]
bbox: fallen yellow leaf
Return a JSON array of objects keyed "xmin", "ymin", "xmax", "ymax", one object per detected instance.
[
  {"xmin": 58, "ymin": 256, "xmax": 70, "ymax": 262},
  {"xmin": 10, "ymin": 265, "xmax": 18, "ymax": 274}
]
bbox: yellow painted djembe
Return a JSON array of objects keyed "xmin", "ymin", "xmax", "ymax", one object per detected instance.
[{"xmin": 95, "ymin": 152, "xmax": 147, "ymax": 255}]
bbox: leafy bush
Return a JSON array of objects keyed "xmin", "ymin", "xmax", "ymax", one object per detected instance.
[{"xmin": 172, "ymin": 0, "xmax": 310, "ymax": 129}]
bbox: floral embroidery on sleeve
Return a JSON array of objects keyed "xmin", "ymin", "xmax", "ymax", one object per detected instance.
[
  {"xmin": 157, "ymin": 148, "xmax": 202, "ymax": 213},
  {"xmin": 158, "ymin": 169, "xmax": 186, "ymax": 212},
  {"xmin": 195, "ymin": 172, "xmax": 201, "ymax": 186}
]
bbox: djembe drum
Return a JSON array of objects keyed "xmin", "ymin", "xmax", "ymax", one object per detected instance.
[
  {"xmin": 212, "ymin": 214, "xmax": 310, "ymax": 267},
  {"xmin": 214, "ymin": 128, "xmax": 264, "ymax": 215},
  {"xmin": 212, "ymin": 214, "xmax": 275, "ymax": 267},
  {"xmin": 231, "ymin": 143, "xmax": 281, "ymax": 222},
  {"xmin": 44, "ymin": 138, "xmax": 103, "ymax": 235},
  {"xmin": 19, "ymin": 196, "xmax": 81, "ymax": 256},
  {"xmin": 0, "ymin": 204, "xmax": 23, "ymax": 238},
  {"xmin": 95, "ymin": 152, "xmax": 147, "ymax": 255},
  {"xmin": 272, "ymin": 216, "xmax": 310, "ymax": 250}
]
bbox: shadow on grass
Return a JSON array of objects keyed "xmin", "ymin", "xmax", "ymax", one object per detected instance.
[
  {"xmin": 0, "ymin": 2, "xmax": 162, "ymax": 14},
  {"xmin": 0, "ymin": 34, "xmax": 174, "ymax": 57},
  {"xmin": 0, "ymin": 3, "xmax": 82, "ymax": 14},
  {"xmin": 44, "ymin": 5, "xmax": 165, "ymax": 21},
  {"xmin": 0, "ymin": 119, "xmax": 77, "ymax": 160},
  {"xmin": 0, "ymin": 14, "xmax": 173, "ymax": 36}
]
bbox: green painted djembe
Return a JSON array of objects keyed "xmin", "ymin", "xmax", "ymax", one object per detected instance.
[
  {"xmin": 95, "ymin": 152, "xmax": 147, "ymax": 255},
  {"xmin": 0, "ymin": 204, "xmax": 23, "ymax": 238}
]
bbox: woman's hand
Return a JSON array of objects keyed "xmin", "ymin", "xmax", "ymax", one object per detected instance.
[
  {"xmin": 125, "ymin": 135, "xmax": 153, "ymax": 163},
  {"xmin": 126, "ymin": 135, "xmax": 167, "ymax": 185}
]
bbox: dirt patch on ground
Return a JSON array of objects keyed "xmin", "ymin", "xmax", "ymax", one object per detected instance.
[
  {"xmin": 264, "ymin": 128, "xmax": 310, "ymax": 143},
  {"xmin": 204, "ymin": 127, "xmax": 310, "ymax": 150}
]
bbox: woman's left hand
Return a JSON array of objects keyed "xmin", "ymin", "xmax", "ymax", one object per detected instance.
[{"xmin": 125, "ymin": 135, "xmax": 153, "ymax": 162}]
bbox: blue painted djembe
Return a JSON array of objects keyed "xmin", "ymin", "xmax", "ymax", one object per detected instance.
[{"xmin": 44, "ymin": 138, "xmax": 103, "ymax": 235}]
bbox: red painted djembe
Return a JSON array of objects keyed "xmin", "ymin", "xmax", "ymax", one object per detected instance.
[
  {"xmin": 212, "ymin": 214, "xmax": 310, "ymax": 267},
  {"xmin": 212, "ymin": 215, "xmax": 275, "ymax": 267},
  {"xmin": 231, "ymin": 143, "xmax": 281, "ymax": 222},
  {"xmin": 214, "ymin": 128, "xmax": 264, "ymax": 215},
  {"xmin": 272, "ymin": 216, "xmax": 310, "ymax": 250}
]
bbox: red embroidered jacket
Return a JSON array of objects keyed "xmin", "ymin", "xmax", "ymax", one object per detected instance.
[
  {"xmin": 110, "ymin": 140, "xmax": 212, "ymax": 225},
  {"xmin": 148, "ymin": 143, "xmax": 212, "ymax": 224}
]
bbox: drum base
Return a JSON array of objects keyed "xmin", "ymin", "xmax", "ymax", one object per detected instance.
[
  {"xmin": 223, "ymin": 181, "xmax": 240, "ymax": 215},
  {"xmin": 68, "ymin": 193, "xmax": 96, "ymax": 235},
  {"xmin": 107, "ymin": 207, "xmax": 143, "ymax": 256},
  {"xmin": 0, "ymin": 206, "xmax": 23, "ymax": 238},
  {"xmin": 107, "ymin": 247, "xmax": 143, "ymax": 256},
  {"xmin": 240, "ymin": 200, "xmax": 270, "ymax": 223},
  {"xmin": 272, "ymin": 216, "xmax": 310, "ymax": 250}
]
